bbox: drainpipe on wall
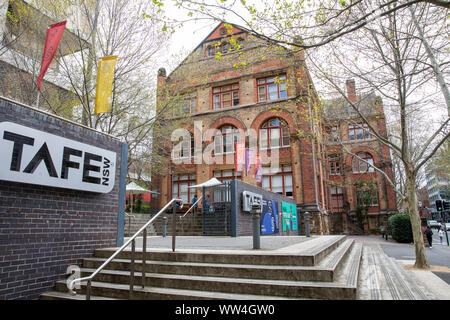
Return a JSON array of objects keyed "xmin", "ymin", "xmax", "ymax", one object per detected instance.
[{"xmin": 308, "ymin": 100, "xmax": 324, "ymax": 235}]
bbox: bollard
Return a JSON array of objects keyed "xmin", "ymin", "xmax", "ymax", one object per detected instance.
[
  {"xmin": 252, "ymin": 214, "xmax": 260, "ymax": 249},
  {"xmin": 162, "ymin": 216, "xmax": 168, "ymax": 237},
  {"xmin": 304, "ymin": 211, "xmax": 311, "ymax": 237}
]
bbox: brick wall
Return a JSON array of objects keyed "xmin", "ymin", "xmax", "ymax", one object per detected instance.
[
  {"xmin": 0, "ymin": 98, "xmax": 125, "ymax": 300},
  {"xmin": 234, "ymin": 181, "xmax": 297, "ymax": 236}
]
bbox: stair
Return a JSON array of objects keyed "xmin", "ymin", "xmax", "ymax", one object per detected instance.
[
  {"xmin": 40, "ymin": 235, "xmax": 363, "ymax": 300},
  {"xmin": 151, "ymin": 213, "xmax": 203, "ymax": 236},
  {"xmin": 124, "ymin": 214, "xmax": 157, "ymax": 237}
]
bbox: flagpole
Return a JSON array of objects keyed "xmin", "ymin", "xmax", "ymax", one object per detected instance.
[{"xmin": 35, "ymin": 90, "xmax": 40, "ymax": 109}]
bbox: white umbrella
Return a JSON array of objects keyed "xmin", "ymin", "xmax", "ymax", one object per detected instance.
[
  {"xmin": 189, "ymin": 178, "xmax": 222, "ymax": 188},
  {"xmin": 126, "ymin": 182, "xmax": 156, "ymax": 213}
]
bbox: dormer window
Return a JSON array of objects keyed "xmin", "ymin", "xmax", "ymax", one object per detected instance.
[
  {"xmin": 207, "ymin": 45, "xmax": 214, "ymax": 57},
  {"xmin": 222, "ymin": 42, "xmax": 228, "ymax": 53}
]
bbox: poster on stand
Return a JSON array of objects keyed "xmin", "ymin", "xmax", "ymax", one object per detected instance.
[
  {"xmin": 260, "ymin": 199, "xmax": 279, "ymax": 235},
  {"xmin": 281, "ymin": 201, "xmax": 291, "ymax": 231}
]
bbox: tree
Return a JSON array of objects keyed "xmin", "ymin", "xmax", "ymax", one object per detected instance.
[
  {"xmin": 161, "ymin": 0, "xmax": 449, "ymax": 50},
  {"xmin": 52, "ymin": 0, "xmax": 180, "ymax": 176},
  {"xmin": 354, "ymin": 180, "xmax": 378, "ymax": 228},
  {"xmin": 309, "ymin": 3, "xmax": 448, "ymax": 268},
  {"xmin": 0, "ymin": 0, "xmax": 80, "ymax": 116},
  {"xmin": 155, "ymin": 0, "xmax": 449, "ymax": 268},
  {"xmin": 164, "ymin": 0, "xmax": 449, "ymax": 268}
]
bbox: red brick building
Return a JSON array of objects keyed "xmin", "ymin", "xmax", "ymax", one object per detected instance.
[
  {"xmin": 324, "ymin": 80, "xmax": 397, "ymax": 233},
  {"xmin": 151, "ymin": 22, "xmax": 397, "ymax": 234}
]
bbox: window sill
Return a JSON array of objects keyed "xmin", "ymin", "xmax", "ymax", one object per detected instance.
[
  {"xmin": 259, "ymin": 146, "xmax": 290, "ymax": 151},
  {"xmin": 215, "ymin": 151, "xmax": 236, "ymax": 156},
  {"xmin": 352, "ymin": 171, "xmax": 376, "ymax": 174}
]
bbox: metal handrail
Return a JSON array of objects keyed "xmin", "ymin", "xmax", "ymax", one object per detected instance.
[
  {"xmin": 125, "ymin": 213, "xmax": 136, "ymax": 237},
  {"xmin": 68, "ymin": 198, "xmax": 183, "ymax": 296},
  {"xmin": 180, "ymin": 197, "xmax": 202, "ymax": 219}
]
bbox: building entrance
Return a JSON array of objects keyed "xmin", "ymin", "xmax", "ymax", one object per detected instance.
[{"xmin": 202, "ymin": 182, "xmax": 232, "ymax": 235}]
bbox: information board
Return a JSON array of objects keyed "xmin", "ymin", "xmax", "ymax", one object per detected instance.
[{"xmin": 260, "ymin": 199, "xmax": 279, "ymax": 235}]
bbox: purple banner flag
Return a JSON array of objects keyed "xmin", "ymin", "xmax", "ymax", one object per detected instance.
[
  {"xmin": 245, "ymin": 148, "xmax": 254, "ymax": 176},
  {"xmin": 254, "ymin": 154, "xmax": 262, "ymax": 182}
]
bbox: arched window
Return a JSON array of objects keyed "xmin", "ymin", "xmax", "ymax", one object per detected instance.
[
  {"xmin": 214, "ymin": 125, "xmax": 240, "ymax": 154},
  {"xmin": 259, "ymin": 118, "xmax": 290, "ymax": 149},
  {"xmin": 352, "ymin": 152, "xmax": 375, "ymax": 173}
]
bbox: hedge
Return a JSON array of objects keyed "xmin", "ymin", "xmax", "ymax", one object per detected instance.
[{"xmin": 388, "ymin": 213, "xmax": 413, "ymax": 243}]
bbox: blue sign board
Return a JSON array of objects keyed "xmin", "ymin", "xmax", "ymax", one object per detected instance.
[{"xmin": 260, "ymin": 199, "xmax": 279, "ymax": 235}]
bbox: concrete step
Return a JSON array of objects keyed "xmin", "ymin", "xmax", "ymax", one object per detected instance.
[
  {"xmin": 357, "ymin": 245, "xmax": 432, "ymax": 300},
  {"xmin": 53, "ymin": 280, "xmax": 302, "ymax": 300},
  {"xmin": 82, "ymin": 239, "xmax": 354, "ymax": 282},
  {"xmin": 72, "ymin": 242, "xmax": 360, "ymax": 300},
  {"xmin": 93, "ymin": 235, "xmax": 347, "ymax": 267},
  {"xmin": 40, "ymin": 235, "xmax": 362, "ymax": 300},
  {"xmin": 40, "ymin": 290, "xmax": 118, "ymax": 300}
]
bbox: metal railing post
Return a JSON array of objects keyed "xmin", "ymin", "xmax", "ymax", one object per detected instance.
[
  {"xmin": 172, "ymin": 200, "xmax": 176, "ymax": 252},
  {"xmin": 129, "ymin": 238, "xmax": 135, "ymax": 299},
  {"xmin": 68, "ymin": 198, "xmax": 183, "ymax": 297},
  {"xmin": 86, "ymin": 279, "xmax": 91, "ymax": 300},
  {"xmin": 142, "ymin": 228, "xmax": 147, "ymax": 288},
  {"xmin": 128, "ymin": 215, "xmax": 131, "ymax": 236}
]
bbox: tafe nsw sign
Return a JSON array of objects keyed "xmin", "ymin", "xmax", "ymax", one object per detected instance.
[{"xmin": 0, "ymin": 122, "xmax": 116, "ymax": 193}]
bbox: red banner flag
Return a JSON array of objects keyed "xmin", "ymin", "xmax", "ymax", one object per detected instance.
[
  {"xmin": 36, "ymin": 21, "xmax": 66, "ymax": 91},
  {"xmin": 254, "ymin": 154, "xmax": 262, "ymax": 182},
  {"xmin": 235, "ymin": 142, "xmax": 245, "ymax": 172}
]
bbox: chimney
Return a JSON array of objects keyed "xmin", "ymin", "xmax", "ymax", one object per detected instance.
[
  {"xmin": 156, "ymin": 67, "xmax": 167, "ymax": 113},
  {"xmin": 346, "ymin": 79, "xmax": 357, "ymax": 103}
]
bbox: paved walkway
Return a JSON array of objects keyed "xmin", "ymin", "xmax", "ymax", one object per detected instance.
[
  {"xmin": 126, "ymin": 234, "xmax": 450, "ymax": 300},
  {"xmin": 348, "ymin": 235, "xmax": 450, "ymax": 300}
]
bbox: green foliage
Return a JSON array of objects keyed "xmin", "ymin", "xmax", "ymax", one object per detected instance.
[
  {"xmin": 354, "ymin": 180, "xmax": 377, "ymax": 226},
  {"xmin": 388, "ymin": 214, "xmax": 413, "ymax": 243}
]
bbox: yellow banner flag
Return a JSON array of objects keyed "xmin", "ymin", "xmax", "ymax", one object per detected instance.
[{"xmin": 94, "ymin": 56, "xmax": 117, "ymax": 114}]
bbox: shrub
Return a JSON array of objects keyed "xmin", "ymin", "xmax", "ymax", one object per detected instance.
[{"xmin": 388, "ymin": 213, "xmax": 413, "ymax": 243}]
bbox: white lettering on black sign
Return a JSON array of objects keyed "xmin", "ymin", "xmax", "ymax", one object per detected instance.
[{"xmin": 0, "ymin": 122, "xmax": 116, "ymax": 193}]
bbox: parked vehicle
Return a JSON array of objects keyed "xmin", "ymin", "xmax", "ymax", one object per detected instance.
[
  {"xmin": 427, "ymin": 220, "xmax": 440, "ymax": 228},
  {"xmin": 445, "ymin": 223, "xmax": 450, "ymax": 231}
]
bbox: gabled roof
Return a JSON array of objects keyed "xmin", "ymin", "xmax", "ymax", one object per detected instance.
[
  {"xmin": 202, "ymin": 21, "xmax": 249, "ymax": 43},
  {"xmin": 166, "ymin": 21, "xmax": 251, "ymax": 79},
  {"xmin": 323, "ymin": 92, "xmax": 381, "ymax": 120}
]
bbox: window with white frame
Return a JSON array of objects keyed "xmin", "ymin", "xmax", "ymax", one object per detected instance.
[
  {"xmin": 352, "ymin": 152, "xmax": 375, "ymax": 173},
  {"xmin": 214, "ymin": 169, "xmax": 242, "ymax": 182},
  {"xmin": 172, "ymin": 174, "xmax": 196, "ymax": 203},
  {"xmin": 331, "ymin": 186, "xmax": 345, "ymax": 213},
  {"xmin": 348, "ymin": 123, "xmax": 370, "ymax": 141},
  {"xmin": 259, "ymin": 118, "xmax": 290, "ymax": 149},
  {"xmin": 327, "ymin": 126, "xmax": 339, "ymax": 142},
  {"xmin": 262, "ymin": 165, "xmax": 293, "ymax": 197},
  {"xmin": 214, "ymin": 125, "xmax": 240, "ymax": 154},
  {"xmin": 257, "ymin": 75, "xmax": 287, "ymax": 102},
  {"xmin": 173, "ymin": 133, "xmax": 194, "ymax": 160},
  {"xmin": 174, "ymin": 93, "xmax": 196, "ymax": 116},
  {"xmin": 329, "ymin": 154, "xmax": 342, "ymax": 175},
  {"xmin": 213, "ymin": 84, "xmax": 239, "ymax": 109}
]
